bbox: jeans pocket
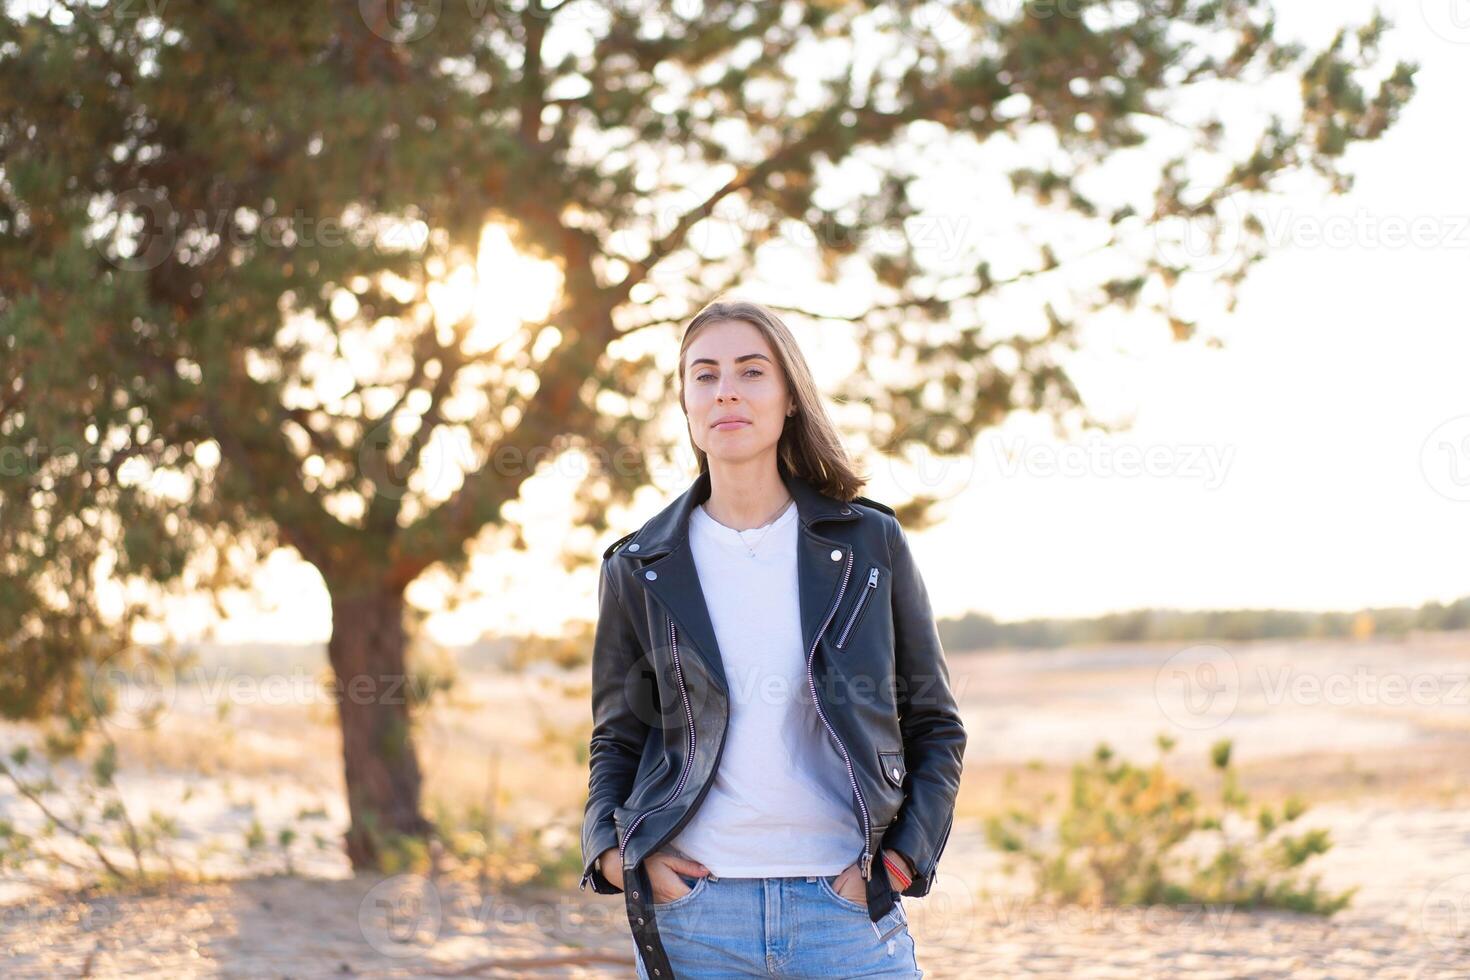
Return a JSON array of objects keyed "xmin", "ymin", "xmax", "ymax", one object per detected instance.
[
  {"xmin": 818, "ymin": 874, "xmax": 869, "ymax": 913},
  {"xmin": 651, "ymin": 872, "xmax": 707, "ymax": 911}
]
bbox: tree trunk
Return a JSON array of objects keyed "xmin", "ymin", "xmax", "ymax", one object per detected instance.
[{"xmin": 326, "ymin": 587, "xmax": 434, "ymax": 869}]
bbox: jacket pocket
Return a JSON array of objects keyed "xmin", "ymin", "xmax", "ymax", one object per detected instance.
[
  {"xmin": 878, "ymin": 749, "xmax": 906, "ymax": 789},
  {"xmin": 835, "ymin": 566, "xmax": 882, "ymax": 649}
]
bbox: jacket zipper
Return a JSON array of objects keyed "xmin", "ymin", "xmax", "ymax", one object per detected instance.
[
  {"xmin": 926, "ymin": 811, "xmax": 954, "ymax": 884},
  {"xmin": 618, "ymin": 615, "xmax": 737, "ymax": 891},
  {"xmin": 590, "ymin": 545, "xmax": 878, "ymax": 890},
  {"xmin": 581, "ymin": 616, "xmax": 696, "ymax": 891},
  {"xmin": 805, "ymin": 549, "xmax": 876, "ymax": 881},
  {"xmin": 616, "ymin": 618, "xmax": 696, "ymax": 871},
  {"xmin": 835, "ymin": 566, "xmax": 880, "ymax": 649}
]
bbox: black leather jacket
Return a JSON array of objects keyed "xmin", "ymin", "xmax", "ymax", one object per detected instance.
[{"xmin": 579, "ymin": 465, "xmax": 966, "ymax": 977}]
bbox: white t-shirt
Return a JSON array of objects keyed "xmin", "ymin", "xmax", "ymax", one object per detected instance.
[{"xmin": 665, "ymin": 497, "xmax": 865, "ymax": 876}]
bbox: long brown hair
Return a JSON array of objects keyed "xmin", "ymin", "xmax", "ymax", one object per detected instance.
[{"xmin": 677, "ymin": 299, "xmax": 869, "ymax": 501}]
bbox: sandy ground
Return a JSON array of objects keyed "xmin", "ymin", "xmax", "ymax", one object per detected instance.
[
  {"xmin": 3, "ymin": 631, "xmax": 1469, "ymax": 977},
  {"xmin": 3, "ymin": 812, "xmax": 1468, "ymax": 978}
]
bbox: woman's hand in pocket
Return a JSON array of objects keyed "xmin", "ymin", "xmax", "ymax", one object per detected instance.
[
  {"xmin": 830, "ymin": 861, "xmax": 865, "ymax": 904},
  {"xmin": 646, "ymin": 850, "xmax": 711, "ymax": 904},
  {"xmin": 832, "ymin": 849, "xmax": 913, "ymax": 904}
]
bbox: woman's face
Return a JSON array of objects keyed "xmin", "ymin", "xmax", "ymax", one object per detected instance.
[{"xmin": 683, "ymin": 318, "xmax": 796, "ymax": 466}]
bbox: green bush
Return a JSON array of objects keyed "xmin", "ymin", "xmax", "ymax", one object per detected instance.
[
  {"xmin": 426, "ymin": 799, "xmax": 579, "ymax": 887},
  {"xmin": 985, "ymin": 735, "xmax": 1356, "ymax": 915}
]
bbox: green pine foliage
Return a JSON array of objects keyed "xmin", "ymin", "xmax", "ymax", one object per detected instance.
[{"xmin": 986, "ymin": 735, "xmax": 1357, "ymax": 914}]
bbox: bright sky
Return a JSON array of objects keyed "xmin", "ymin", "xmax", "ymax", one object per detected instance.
[{"xmin": 141, "ymin": 2, "xmax": 1470, "ymax": 647}]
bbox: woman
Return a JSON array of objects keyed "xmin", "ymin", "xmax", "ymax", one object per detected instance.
[{"xmin": 580, "ymin": 300, "xmax": 966, "ymax": 978}]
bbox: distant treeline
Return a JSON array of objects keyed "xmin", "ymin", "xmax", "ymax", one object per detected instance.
[{"xmin": 938, "ymin": 595, "xmax": 1470, "ymax": 652}]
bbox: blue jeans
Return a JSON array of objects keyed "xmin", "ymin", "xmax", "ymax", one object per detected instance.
[{"xmin": 632, "ymin": 872, "xmax": 923, "ymax": 978}]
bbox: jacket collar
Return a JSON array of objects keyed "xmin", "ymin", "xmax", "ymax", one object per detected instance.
[
  {"xmin": 624, "ymin": 465, "xmax": 859, "ymax": 560},
  {"xmin": 623, "ymin": 465, "xmax": 864, "ymax": 699}
]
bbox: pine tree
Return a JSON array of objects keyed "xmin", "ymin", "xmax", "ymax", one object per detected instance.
[{"xmin": 0, "ymin": 1, "xmax": 1415, "ymax": 869}]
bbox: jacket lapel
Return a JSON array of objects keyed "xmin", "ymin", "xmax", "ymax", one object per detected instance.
[{"xmin": 624, "ymin": 467, "xmax": 861, "ymax": 699}]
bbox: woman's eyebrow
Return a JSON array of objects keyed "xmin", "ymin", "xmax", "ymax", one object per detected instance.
[{"xmin": 689, "ymin": 353, "xmax": 772, "ymax": 368}]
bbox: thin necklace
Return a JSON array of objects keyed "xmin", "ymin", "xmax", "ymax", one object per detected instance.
[{"xmin": 723, "ymin": 495, "xmax": 793, "ymax": 558}]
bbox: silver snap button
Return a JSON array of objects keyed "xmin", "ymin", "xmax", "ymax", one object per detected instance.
[
  {"xmin": 645, "ymin": 570, "xmax": 657, "ymax": 580},
  {"xmin": 628, "ymin": 542, "xmax": 640, "ymax": 551},
  {"xmin": 841, "ymin": 507, "xmax": 851, "ymax": 514},
  {"xmin": 645, "ymin": 944, "xmax": 653, "ymax": 952},
  {"xmin": 829, "ymin": 549, "xmax": 842, "ymax": 561},
  {"xmin": 891, "ymin": 766, "xmax": 901, "ymax": 780},
  {"xmin": 637, "ymin": 917, "xmax": 644, "ymax": 925},
  {"xmin": 631, "ymin": 890, "xmax": 639, "ymax": 899}
]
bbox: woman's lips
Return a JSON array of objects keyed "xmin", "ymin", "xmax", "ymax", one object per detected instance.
[{"xmin": 712, "ymin": 420, "xmax": 751, "ymax": 430}]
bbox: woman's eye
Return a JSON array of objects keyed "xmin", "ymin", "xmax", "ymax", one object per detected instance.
[{"xmin": 693, "ymin": 368, "xmax": 762, "ymax": 381}]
